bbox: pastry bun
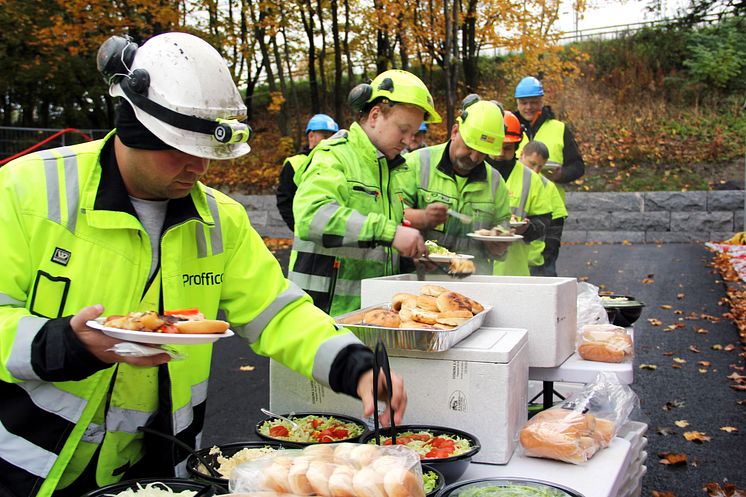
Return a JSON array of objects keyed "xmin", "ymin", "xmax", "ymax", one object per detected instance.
[
  {"xmin": 392, "ymin": 293, "xmax": 418, "ymax": 311},
  {"xmin": 415, "ymin": 295, "xmax": 439, "ymax": 312},
  {"xmin": 436, "ymin": 292, "xmax": 473, "ymax": 313},
  {"xmin": 363, "ymin": 309, "xmax": 401, "ymax": 328},
  {"xmin": 419, "ymin": 285, "xmax": 449, "ymax": 297},
  {"xmin": 383, "ymin": 468, "xmax": 425, "ymax": 497},
  {"xmin": 173, "ymin": 319, "xmax": 230, "ymax": 334}
]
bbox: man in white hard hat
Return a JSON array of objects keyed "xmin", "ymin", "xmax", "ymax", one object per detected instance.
[{"xmin": 0, "ymin": 32, "xmax": 406, "ymax": 497}]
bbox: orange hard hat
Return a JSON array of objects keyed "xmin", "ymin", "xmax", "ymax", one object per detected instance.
[{"xmin": 503, "ymin": 110, "xmax": 523, "ymax": 143}]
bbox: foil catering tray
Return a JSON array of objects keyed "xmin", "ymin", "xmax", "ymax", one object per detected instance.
[{"xmin": 335, "ymin": 304, "xmax": 492, "ymax": 352}]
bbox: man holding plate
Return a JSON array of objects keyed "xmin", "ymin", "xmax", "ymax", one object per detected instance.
[
  {"xmin": 0, "ymin": 32, "xmax": 406, "ymax": 497},
  {"xmin": 400, "ymin": 95, "xmax": 512, "ymax": 274}
]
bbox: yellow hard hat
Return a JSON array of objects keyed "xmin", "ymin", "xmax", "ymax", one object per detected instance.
[
  {"xmin": 456, "ymin": 97, "xmax": 504, "ymax": 156},
  {"xmin": 348, "ymin": 70, "xmax": 442, "ymax": 123}
]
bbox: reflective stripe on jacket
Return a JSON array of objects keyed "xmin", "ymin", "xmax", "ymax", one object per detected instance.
[
  {"xmin": 517, "ymin": 119, "xmax": 566, "ymax": 202},
  {"xmin": 401, "ymin": 142, "xmax": 511, "ymax": 274},
  {"xmin": 0, "ymin": 134, "xmax": 359, "ymax": 497},
  {"xmin": 289, "ymin": 123, "xmax": 405, "ymax": 316},
  {"xmin": 493, "ymin": 162, "xmax": 551, "ymax": 276}
]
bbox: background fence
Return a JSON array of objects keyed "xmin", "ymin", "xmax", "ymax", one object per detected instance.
[{"xmin": 0, "ymin": 126, "xmax": 110, "ymax": 163}]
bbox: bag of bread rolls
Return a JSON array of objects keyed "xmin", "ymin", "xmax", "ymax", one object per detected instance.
[
  {"xmin": 518, "ymin": 372, "xmax": 639, "ymax": 464},
  {"xmin": 577, "ymin": 324, "xmax": 633, "ymax": 363},
  {"xmin": 229, "ymin": 443, "xmax": 425, "ymax": 497}
]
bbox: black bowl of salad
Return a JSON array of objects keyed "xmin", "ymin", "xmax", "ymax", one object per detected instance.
[
  {"xmin": 186, "ymin": 440, "xmax": 301, "ymax": 488},
  {"xmin": 361, "ymin": 424, "xmax": 481, "ymax": 484},
  {"xmin": 255, "ymin": 411, "xmax": 368, "ymax": 446},
  {"xmin": 600, "ymin": 294, "xmax": 646, "ymax": 327},
  {"xmin": 422, "ymin": 464, "xmax": 446, "ymax": 497},
  {"xmin": 81, "ymin": 478, "xmax": 223, "ymax": 497},
  {"xmin": 439, "ymin": 477, "xmax": 586, "ymax": 497}
]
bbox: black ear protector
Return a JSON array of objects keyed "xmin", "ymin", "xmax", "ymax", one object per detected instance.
[
  {"xmin": 460, "ymin": 93, "xmax": 481, "ymax": 121},
  {"xmin": 347, "ymin": 77, "xmax": 395, "ymax": 112},
  {"xmin": 97, "ymin": 35, "xmax": 252, "ymax": 145}
]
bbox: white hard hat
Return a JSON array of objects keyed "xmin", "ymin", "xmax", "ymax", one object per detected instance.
[{"xmin": 103, "ymin": 32, "xmax": 251, "ymax": 160}]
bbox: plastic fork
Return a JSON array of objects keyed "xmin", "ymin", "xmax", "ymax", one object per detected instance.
[
  {"xmin": 261, "ymin": 408, "xmax": 302, "ymax": 434},
  {"xmin": 447, "ymin": 209, "xmax": 472, "ymax": 224}
]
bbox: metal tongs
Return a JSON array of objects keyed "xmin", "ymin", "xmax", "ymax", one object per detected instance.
[
  {"xmin": 372, "ymin": 339, "xmax": 397, "ymax": 446},
  {"xmin": 421, "ymin": 254, "xmax": 473, "ymax": 279}
]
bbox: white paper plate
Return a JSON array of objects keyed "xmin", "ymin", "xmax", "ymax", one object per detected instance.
[
  {"xmin": 419, "ymin": 253, "xmax": 475, "ymax": 263},
  {"xmin": 542, "ymin": 163, "xmax": 561, "ymax": 172},
  {"xmin": 86, "ymin": 320, "xmax": 234, "ymax": 345},
  {"xmin": 467, "ymin": 233, "xmax": 524, "ymax": 242},
  {"xmin": 509, "ymin": 221, "xmax": 528, "ymax": 227}
]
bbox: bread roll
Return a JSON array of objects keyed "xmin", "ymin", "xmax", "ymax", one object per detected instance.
[
  {"xmin": 392, "ymin": 293, "xmax": 418, "ymax": 311},
  {"xmin": 349, "ymin": 444, "xmax": 379, "ymax": 468},
  {"xmin": 332, "ymin": 443, "xmax": 357, "ymax": 465},
  {"xmin": 436, "ymin": 292, "xmax": 473, "ymax": 313},
  {"xmin": 415, "ymin": 295, "xmax": 439, "ymax": 312},
  {"xmin": 465, "ymin": 296, "xmax": 484, "ymax": 314},
  {"xmin": 410, "ymin": 307, "xmax": 439, "ymax": 325},
  {"xmin": 173, "ymin": 319, "xmax": 230, "ymax": 334},
  {"xmin": 436, "ymin": 309, "xmax": 472, "ymax": 326},
  {"xmin": 307, "ymin": 460, "xmax": 336, "ymax": 496},
  {"xmin": 578, "ymin": 326, "xmax": 633, "ymax": 363},
  {"xmin": 419, "ymin": 285, "xmax": 449, "ymax": 297},
  {"xmin": 329, "ymin": 465, "xmax": 355, "ymax": 497},
  {"xmin": 352, "ymin": 467, "xmax": 386, "ymax": 497},
  {"xmin": 519, "ymin": 408, "xmax": 612, "ymax": 464},
  {"xmin": 287, "ymin": 457, "xmax": 314, "ymax": 495},
  {"xmin": 369, "ymin": 456, "xmax": 404, "ymax": 473},
  {"xmin": 263, "ymin": 459, "xmax": 292, "ymax": 493},
  {"xmin": 398, "ymin": 307, "xmax": 414, "ymax": 322},
  {"xmin": 303, "ymin": 443, "xmax": 335, "ymax": 461},
  {"xmin": 400, "ymin": 320, "xmax": 435, "ymax": 329},
  {"xmin": 364, "ymin": 309, "xmax": 401, "ymax": 328},
  {"xmin": 383, "ymin": 467, "xmax": 426, "ymax": 497},
  {"xmin": 578, "ymin": 343, "xmax": 625, "ymax": 363}
]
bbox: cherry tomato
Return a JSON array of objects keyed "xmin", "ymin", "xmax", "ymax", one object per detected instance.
[
  {"xmin": 425, "ymin": 448, "xmax": 452, "ymax": 459},
  {"xmin": 394, "ymin": 437, "xmax": 411, "ymax": 445},
  {"xmin": 269, "ymin": 425, "xmax": 289, "ymax": 437},
  {"xmin": 331, "ymin": 428, "xmax": 349, "ymax": 439},
  {"xmin": 311, "ymin": 419, "xmax": 321, "ymax": 428},
  {"xmin": 409, "ymin": 434, "xmax": 432, "ymax": 442},
  {"xmin": 430, "ymin": 437, "xmax": 455, "ymax": 448}
]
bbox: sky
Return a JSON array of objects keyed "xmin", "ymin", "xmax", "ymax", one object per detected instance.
[{"xmin": 555, "ymin": 0, "xmax": 692, "ymax": 35}]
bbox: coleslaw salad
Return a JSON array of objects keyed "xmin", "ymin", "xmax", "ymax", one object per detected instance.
[
  {"xmin": 371, "ymin": 431, "xmax": 473, "ymax": 459},
  {"xmin": 258, "ymin": 414, "xmax": 365, "ymax": 443}
]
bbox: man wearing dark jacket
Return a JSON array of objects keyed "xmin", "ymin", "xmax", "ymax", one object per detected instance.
[
  {"xmin": 276, "ymin": 114, "xmax": 339, "ymax": 231},
  {"xmin": 513, "ymin": 76, "xmax": 585, "ymax": 275}
]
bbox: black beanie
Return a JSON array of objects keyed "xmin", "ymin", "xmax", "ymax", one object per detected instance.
[{"xmin": 115, "ymin": 101, "xmax": 175, "ymax": 151}]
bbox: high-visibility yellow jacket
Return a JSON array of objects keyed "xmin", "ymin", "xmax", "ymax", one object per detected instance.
[
  {"xmin": 400, "ymin": 142, "xmax": 511, "ymax": 274},
  {"xmin": 492, "ymin": 160, "xmax": 552, "ymax": 276},
  {"xmin": 289, "ymin": 123, "xmax": 408, "ymax": 316},
  {"xmin": 0, "ymin": 133, "xmax": 362, "ymax": 497}
]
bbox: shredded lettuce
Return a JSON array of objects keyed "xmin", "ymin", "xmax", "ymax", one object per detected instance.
[
  {"xmin": 456, "ymin": 483, "xmax": 569, "ymax": 497},
  {"xmin": 258, "ymin": 414, "xmax": 364, "ymax": 443},
  {"xmin": 423, "ymin": 470, "xmax": 439, "ymax": 494}
]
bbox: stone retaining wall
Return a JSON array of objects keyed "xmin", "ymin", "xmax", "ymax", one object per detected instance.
[{"xmin": 227, "ymin": 191, "xmax": 745, "ymax": 243}]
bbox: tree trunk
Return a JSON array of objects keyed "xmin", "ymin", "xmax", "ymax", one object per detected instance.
[
  {"xmin": 281, "ymin": 19, "xmax": 304, "ymax": 148},
  {"xmin": 331, "ymin": 0, "xmax": 344, "ymax": 122},
  {"xmin": 299, "ymin": 0, "xmax": 320, "ymax": 113},
  {"xmin": 343, "ymin": 0, "xmax": 354, "ymax": 85},
  {"xmin": 272, "ymin": 36, "xmax": 289, "ymax": 136},
  {"xmin": 316, "ymin": 0, "xmax": 328, "ymax": 110},
  {"xmin": 461, "ymin": 0, "xmax": 479, "ymax": 93},
  {"xmin": 443, "ymin": 0, "xmax": 455, "ymax": 128},
  {"xmin": 374, "ymin": 0, "xmax": 390, "ymax": 73}
]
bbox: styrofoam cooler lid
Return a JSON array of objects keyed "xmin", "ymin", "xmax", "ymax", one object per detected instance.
[{"xmin": 388, "ymin": 327, "xmax": 527, "ymax": 363}]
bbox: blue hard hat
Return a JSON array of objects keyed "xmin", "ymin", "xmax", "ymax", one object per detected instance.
[
  {"xmin": 514, "ymin": 77, "xmax": 544, "ymax": 98},
  {"xmin": 418, "ymin": 122, "xmax": 428, "ymax": 133},
  {"xmin": 306, "ymin": 114, "xmax": 339, "ymax": 134}
]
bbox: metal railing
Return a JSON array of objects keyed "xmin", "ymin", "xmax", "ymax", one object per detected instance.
[{"xmin": 0, "ymin": 126, "xmax": 110, "ymax": 163}]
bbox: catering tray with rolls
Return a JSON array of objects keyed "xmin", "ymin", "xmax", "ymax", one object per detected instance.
[{"xmin": 336, "ymin": 304, "xmax": 491, "ymax": 352}]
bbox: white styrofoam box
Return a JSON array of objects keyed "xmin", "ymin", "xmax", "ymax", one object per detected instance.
[
  {"xmin": 618, "ymin": 421, "xmax": 649, "ymax": 457},
  {"xmin": 269, "ymin": 327, "xmax": 529, "ymax": 464},
  {"xmin": 619, "ymin": 464, "xmax": 647, "ymax": 497},
  {"xmin": 360, "ymin": 274, "xmax": 577, "ymax": 367}
]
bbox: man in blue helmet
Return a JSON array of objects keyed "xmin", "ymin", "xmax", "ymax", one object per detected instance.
[
  {"xmin": 513, "ymin": 76, "xmax": 585, "ymax": 276},
  {"xmin": 276, "ymin": 114, "xmax": 339, "ymax": 231}
]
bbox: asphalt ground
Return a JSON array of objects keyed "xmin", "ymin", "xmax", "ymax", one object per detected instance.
[{"xmin": 202, "ymin": 243, "xmax": 745, "ymax": 497}]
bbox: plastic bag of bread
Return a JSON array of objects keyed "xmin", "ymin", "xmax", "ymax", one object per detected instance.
[
  {"xmin": 576, "ymin": 282, "xmax": 609, "ymax": 332},
  {"xmin": 229, "ymin": 442, "xmax": 426, "ymax": 497},
  {"xmin": 577, "ymin": 324, "xmax": 633, "ymax": 363},
  {"xmin": 519, "ymin": 372, "xmax": 639, "ymax": 464}
]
